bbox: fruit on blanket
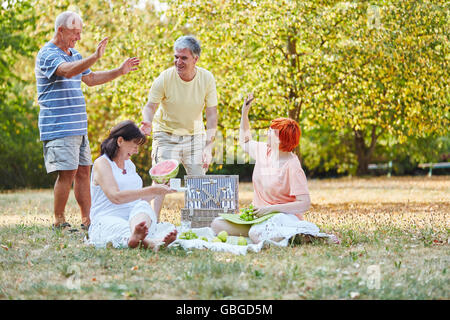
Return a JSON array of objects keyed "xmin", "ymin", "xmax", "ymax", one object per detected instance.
[
  {"xmin": 237, "ymin": 236, "xmax": 247, "ymax": 246},
  {"xmin": 149, "ymin": 159, "xmax": 179, "ymax": 184},
  {"xmin": 239, "ymin": 204, "xmax": 255, "ymax": 221},
  {"xmin": 217, "ymin": 231, "xmax": 228, "ymax": 242},
  {"xmin": 179, "ymin": 230, "xmax": 198, "ymax": 240},
  {"xmin": 212, "ymin": 237, "xmax": 222, "ymax": 243},
  {"xmin": 201, "ymin": 237, "xmax": 208, "ymax": 242}
]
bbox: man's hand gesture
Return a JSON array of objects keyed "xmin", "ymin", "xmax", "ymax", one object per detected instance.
[
  {"xmin": 95, "ymin": 37, "xmax": 109, "ymax": 60},
  {"xmin": 119, "ymin": 57, "xmax": 140, "ymax": 75}
]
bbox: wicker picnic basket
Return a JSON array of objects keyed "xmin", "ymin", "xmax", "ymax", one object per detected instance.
[{"xmin": 180, "ymin": 175, "xmax": 239, "ymax": 228}]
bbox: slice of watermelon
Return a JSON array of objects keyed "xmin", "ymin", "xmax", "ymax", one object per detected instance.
[{"xmin": 149, "ymin": 159, "xmax": 180, "ymax": 184}]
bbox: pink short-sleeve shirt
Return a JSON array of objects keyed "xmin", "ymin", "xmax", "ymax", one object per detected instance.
[{"xmin": 249, "ymin": 141, "xmax": 309, "ymax": 207}]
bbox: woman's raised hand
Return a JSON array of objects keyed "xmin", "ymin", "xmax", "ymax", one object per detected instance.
[{"xmin": 242, "ymin": 93, "xmax": 254, "ymax": 114}]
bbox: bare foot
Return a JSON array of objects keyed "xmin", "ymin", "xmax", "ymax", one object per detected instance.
[
  {"xmin": 128, "ymin": 221, "xmax": 149, "ymax": 248},
  {"xmin": 162, "ymin": 229, "xmax": 178, "ymax": 247},
  {"xmin": 329, "ymin": 234, "xmax": 341, "ymax": 245},
  {"xmin": 149, "ymin": 229, "xmax": 178, "ymax": 252}
]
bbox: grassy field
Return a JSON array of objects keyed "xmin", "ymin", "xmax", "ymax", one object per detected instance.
[{"xmin": 0, "ymin": 177, "xmax": 448, "ymax": 300}]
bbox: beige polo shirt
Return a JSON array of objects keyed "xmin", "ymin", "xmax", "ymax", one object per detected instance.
[{"xmin": 148, "ymin": 66, "xmax": 218, "ymax": 135}]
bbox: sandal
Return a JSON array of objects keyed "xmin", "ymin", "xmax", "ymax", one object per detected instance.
[
  {"xmin": 52, "ymin": 222, "xmax": 72, "ymax": 230},
  {"xmin": 289, "ymin": 234, "xmax": 316, "ymax": 245},
  {"xmin": 328, "ymin": 234, "xmax": 341, "ymax": 244},
  {"xmin": 80, "ymin": 224, "xmax": 90, "ymax": 231}
]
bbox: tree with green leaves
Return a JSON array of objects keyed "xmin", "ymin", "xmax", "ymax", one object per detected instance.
[
  {"xmin": 0, "ymin": 0, "xmax": 52, "ymax": 188},
  {"xmin": 165, "ymin": 0, "xmax": 449, "ymax": 175},
  {"xmin": 1, "ymin": 0, "xmax": 448, "ymax": 189}
]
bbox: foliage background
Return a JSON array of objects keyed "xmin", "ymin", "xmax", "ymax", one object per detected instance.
[{"xmin": 0, "ymin": 0, "xmax": 448, "ymax": 189}]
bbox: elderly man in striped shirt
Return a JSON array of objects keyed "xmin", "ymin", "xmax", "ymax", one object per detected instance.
[{"xmin": 35, "ymin": 11, "xmax": 140, "ymax": 230}]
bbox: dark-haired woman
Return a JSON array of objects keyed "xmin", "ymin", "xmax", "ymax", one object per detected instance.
[{"xmin": 87, "ymin": 120, "xmax": 177, "ymax": 250}]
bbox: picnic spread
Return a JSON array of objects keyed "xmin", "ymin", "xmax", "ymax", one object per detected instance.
[{"xmin": 167, "ymin": 175, "xmax": 339, "ymax": 255}]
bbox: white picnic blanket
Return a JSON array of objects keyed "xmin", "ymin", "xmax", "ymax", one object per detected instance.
[{"xmin": 168, "ymin": 213, "xmax": 339, "ymax": 255}]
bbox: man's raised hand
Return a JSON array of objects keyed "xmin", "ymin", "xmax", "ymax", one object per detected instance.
[
  {"xmin": 120, "ymin": 57, "xmax": 140, "ymax": 75},
  {"xmin": 95, "ymin": 37, "xmax": 109, "ymax": 59}
]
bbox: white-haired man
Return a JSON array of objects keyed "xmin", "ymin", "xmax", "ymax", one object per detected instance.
[
  {"xmin": 140, "ymin": 35, "xmax": 218, "ymax": 218},
  {"xmin": 35, "ymin": 11, "xmax": 140, "ymax": 230}
]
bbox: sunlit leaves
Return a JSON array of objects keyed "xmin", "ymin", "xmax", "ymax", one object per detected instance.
[{"xmin": 4, "ymin": 0, "xmax": 447, "ymax": 186}]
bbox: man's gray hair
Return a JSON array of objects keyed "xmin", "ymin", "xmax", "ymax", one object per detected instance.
[
  {"xmin": 55, "ymin": 11, "xmax": 83, "ymax": 33},
  {"xmin": 174, "ymin": 35, "xmax": 201, "ymax": 58}
]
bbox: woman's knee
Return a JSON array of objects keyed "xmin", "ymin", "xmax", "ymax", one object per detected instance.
[
  {"xmin": 248, "ymin": 228, "xmax": 260, "ymax": 243},
  {"xmin": 130, "ymin": 212, "xmax": 152, "ymax": 229},
  {"xmin": 248, "ymin": 227, "xmax": 283, "ymax": 243},
  {"xmin": 211, "ymin": 218, "xmax": 250, "ymax": 237},
  {"xmin": 210, "ymin": 217, "xmax": 223, "ymax": 234}
]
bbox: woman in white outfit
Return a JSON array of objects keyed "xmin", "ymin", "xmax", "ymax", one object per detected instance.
[
  {"xmin": 211, "ymin": 94, "xmax": 339, "ymax": 245},
  {"xmin": 88, "ymin": 120, "xmax": 177, "ymax": 249}
]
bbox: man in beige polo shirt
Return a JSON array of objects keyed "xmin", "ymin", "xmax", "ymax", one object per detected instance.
[{"xmin": 140, "ymin": 35, "xmax": 218, "ymax": 217}]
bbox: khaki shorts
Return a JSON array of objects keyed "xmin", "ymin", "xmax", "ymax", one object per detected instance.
[
  {"xmin": 152, "ymin": 131, "xmax": 205, "ymax": 175},
  {"xmin": 43, "ymin": 135, "xmax": 92, "ymax": 173}
]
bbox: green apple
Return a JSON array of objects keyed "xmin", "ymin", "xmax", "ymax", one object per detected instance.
[
  {"xmin": 201, "ymin": 237, "xmax": 208, "ymax": 242},
  {"xmin": 237, "ymin": 236, "xmax": 247, "ymax": 246},
  {"xmin": 217, "ymin": 230, "xmax": 228, "ymax": 242},
  {"xmin": 212, "ymin": 237, "xmax": 222, "ymax": 243}
]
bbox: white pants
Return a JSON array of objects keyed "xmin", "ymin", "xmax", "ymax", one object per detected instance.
[
  {"xmin": 248, "ymin": 213, "xmax": 321, "ymax": 243},
  {"xmin": 88, "ymin": 200, "xmax": 175, "ymax": 248}
]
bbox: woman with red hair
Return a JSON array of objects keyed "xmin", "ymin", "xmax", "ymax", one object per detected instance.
[{"xmin": 211, "ymin": 94, "xmax": 339, "ymax": 245}]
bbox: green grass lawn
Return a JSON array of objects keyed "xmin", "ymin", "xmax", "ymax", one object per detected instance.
[{"xmin": 0, "ymin": 177, "xmax": 448, "ymax": 299}]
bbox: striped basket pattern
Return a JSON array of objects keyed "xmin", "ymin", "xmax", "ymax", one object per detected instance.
[{"xmin": 181, "ymin": 175, "xmax": 239, "ymax": 228}]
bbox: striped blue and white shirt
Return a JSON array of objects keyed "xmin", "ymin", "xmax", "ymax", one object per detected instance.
[{"xmin": 35, "ymin": 42, "xmax": 91, "ymax": 141}]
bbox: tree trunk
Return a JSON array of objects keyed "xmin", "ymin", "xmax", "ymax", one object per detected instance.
[
  {"xmin": 354, "ymin": 127, "xmax": 379, "ymax": 175},
  {"xmin": 355, "ymin": 149, "xmax": 371, "ymax": 175},
  {"xmin": 289, "ymin": 107, "xmax": 302, "ymax": 160},
  {"xmin": 286, "ymin": 34, "xmax": 302, "ymax": 160}
]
